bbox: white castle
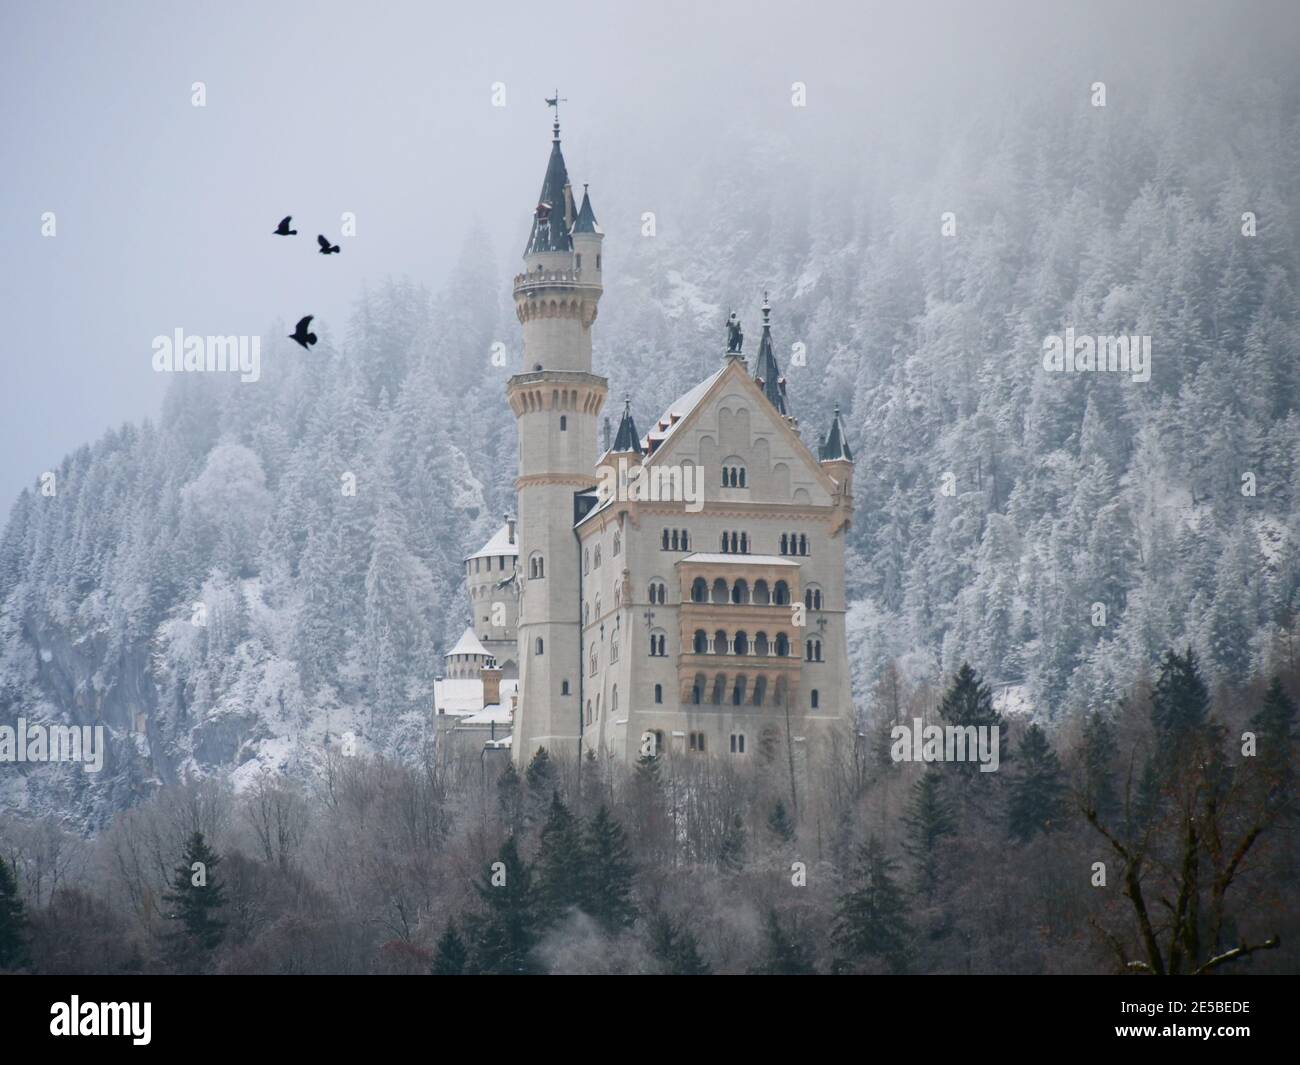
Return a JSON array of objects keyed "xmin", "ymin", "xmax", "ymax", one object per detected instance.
[{"xmin": 438, "ymin": 113, "xmax": 855, "ymax": 765}]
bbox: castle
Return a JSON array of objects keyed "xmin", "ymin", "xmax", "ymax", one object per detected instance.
[{"xmin": 436, "ymin": 113, "xmax": 855, "ymax": 764}]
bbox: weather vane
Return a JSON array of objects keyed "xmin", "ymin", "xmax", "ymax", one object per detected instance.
[{"xmin": 545, "ymin": 89, "xmax": 567, "ymax": 123}]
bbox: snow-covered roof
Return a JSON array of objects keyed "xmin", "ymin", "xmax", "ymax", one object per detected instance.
[
  {"xmin": 465, "ymin": 523, "xmax": 519, "ymax": 562},
  {"xmin": 679, "ymin": 552, "xmax": 800, "ymax": 566},
  {"xmin": 433, "ymin": 677, "xmax": 485, "ymax": 715},
  {"xmin": 461, "ymin": 706, "xmax": 513, "ymax": 726},
  {"xmin": 642, "ymin": 367, "xmax": 726, "ymax": 455},
  {"xmin": 446, "ymin": 628, "xmax": 489, "ymax": 658}
]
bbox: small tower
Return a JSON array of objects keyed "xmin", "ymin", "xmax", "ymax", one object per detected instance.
[
  {"xmin": 508, "ymin": 109, "xmax": 608, "ymax": 762},
  {"xmin": 753, "ymin": 294, "xmax": 793, "ymax": 425},
  {"xmin": 819, "ymin": 403, "xmax": 855, "ymax": 531}
]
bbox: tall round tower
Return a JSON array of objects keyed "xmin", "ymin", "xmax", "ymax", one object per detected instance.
[{"xmin": 508, "ymin": 114, "xmax": 607, "ymax": 762}]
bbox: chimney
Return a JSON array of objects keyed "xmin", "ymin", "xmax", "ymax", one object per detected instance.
[
  {"xmin": 506, "ymin": 514, "xmax": 516, "ymax": 545},
  {"xmin": 481, "ymin": 662, "xmax": 502, "ymax": 707}
]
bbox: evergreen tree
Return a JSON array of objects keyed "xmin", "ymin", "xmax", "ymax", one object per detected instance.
[
  {"xmin": 647, "ymin": 910, "xmax": 711, "ymax": 975},
  {"xmin": 938, "ymin": 663, "xmax": 1008, "ymax": 774},
  {"xmin": 832, "ymin": 837, "xmax": 911, "ymax": 973},
  {"xmin": 767, "ymin": 799, "xmax": 796, "ymax": 843},
  {"xmin": 1007, "ymin": 724, "xmax": 1065, "ymax": 842},
  {"xmin": 902, "ymin": 767, "xmax": 956, "ymax": 893},
  {"xmin": 465, "ymin": 836, "xmax": 542, "ymax": 974},
  {"xmin": 752, "ymin": 908, "xmax": 817, "ymax": 975},
  {"xmin": 1151, "ymin": 647, "xmax": 1210, "ymax": 740},
  {"xmin": 524, "ymin": 747, "xmax": 556, "ymax": 826},
  {"xmin": 431, "ymin": 919, "xmax": 468, "ymax": 975},
  {"xmin": 496, "ymin": 760, "xmax": 523, "ymax": 834},
  {"xmin": 162, "ymin": 831, "xmax": 226, "ymax": 956},
  {"xmin": 535, "ymin": 791, "xmax": 587, "ymax": 925},
  {"xmin": 718, "ymin": 812, "xmax": 746, "ymax": 872},
  {"xmin": 583, "ymin": 805, "xmax": 637, "ymax": 933},
  {"xmin": 1080, "ymin": 709, "xmax": 1118, "ymax": 823},
  {"xmin": 1249, "ymin": 676, "xmax": 1297, "ymax": 809},
  {"xmin": 0, "ymin": 857, "xmax": 29, "ymax": 971}
]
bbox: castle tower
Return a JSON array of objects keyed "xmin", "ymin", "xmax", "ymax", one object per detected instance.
[{"xmin": 508, "ymin": 113, "xmax": 607, "ymax": 762}]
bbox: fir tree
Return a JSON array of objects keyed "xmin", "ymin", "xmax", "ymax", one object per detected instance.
[
  {"xmin": 1080, "ymin": 709, "xmax": 1118, "ymax": 824},
  {"xmin": 752, "ymin": 908, "xmax": 816, "ymax": 975},
  {"xmin": 583, "ymin": 805, "xmax": 637, "ymax": 933},
  {"xmin": 902, "ymin": 766, "xmax": 956, "ymax": 893},
  {"xmin": 0, "ymin": 857, "xmax": 29, "ymax": 971},
  {"xmin": 465, "ymin": 836, "xmax": 542, "ymax": 974},
  {"xmin": 648, "ymin": 910, "xmax": 711, "ymax": 975},
  {"xmin": 767, "ymin": 799, "xmax": 796, "ymax": 843},
  {"xmin": 1151, "ymin": 648, "xmax": 1210, "ymax": 740},
  {"xmin": 524, "ymin": 747, "xmax": 556, "ymax": 826},
  {"xmin": 535, "ymin": 791, "xmax": 586, "ymax": 925},
  {"xmin": 162, "ymin": 831, "xmax": 226, "ymax": 957},
  {"xmin": 1007, "ymin": 724, "xmax": 1065, "ymax": 842},
  {"xmin": 431, "ymin": 919, "xmax": 468, "ymax": 975},
  {"xmin": 496, "ymin": 760, "xmax": 523, "ymax": 834},
  {"xmin": 833, "ymin": 837, "xmax": 911, "ymax": 973},
  {"xmin": 718, "ymin": 812, "xmax": 746, "ymax": 871},
  {"xmin": 939, "ymin": 663, "xmax": 1008, "ymax": 774},
  {"xmin": 1248, "ymin": 676, "xmax": 1297, "ymax": 810}
]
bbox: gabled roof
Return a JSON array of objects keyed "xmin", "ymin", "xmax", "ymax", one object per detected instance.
[
  {"xmin": 641, "ymin": 368, "xmax": 726, "ymax": 455},
  {"xmin": 819, "ymin": 405, "xmax": 854, "ymax": 462},
  {"xmin": 573, "ymin": 185, "xmax": 601, "ymax": 235},
  {"xmin": 446, "ymin": 627, "xmax": 489, "ymax": 658},
  {"xmin": 525, "ymin": 123, "xmax": 574, "ymax": 256},
  {"xmin": 466, "ymin": 522, "xmax": 519, "ymax": 561}
]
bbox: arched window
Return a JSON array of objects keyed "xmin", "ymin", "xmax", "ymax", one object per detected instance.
[
  {"xmin": 811, "ymin": 689, "xmax": 819, "ymax": 709},
  {"xmin": 671, "ymin": 529, "xmax": 680, "ymax": 550},
  {"xmin": 730, "ymin": 733, "xmax": 746, "ymax": 753},
  {"xmin": 711, "ymin": 675, "xmax": 726, "ymax": 704},
  {"xmin": 680, "ymin": 530, "xmax": 689, "ymax": 551},
  {"xmin": 755, "ymin": 631, "xmax": 769, "ymax": 656},
  {"xmin": 529, "ymin": 552, "xmax": 545, "ymax": 579},
  {"xmin": 662, "ymin": 529, "xmax": 670, "ymax": 550},
  {"xmin": 691, "ymin": 682, "xmax": 702, "ymax": 705},
  {"xmin": 714, "ymin": 629, "xmax": 728, "ymax": 654},
  {"xmin": 693, "ymin": 629, "xmax": 708, "ymax": 654},
  {"xmin": 535, "ymin": 637, "xmax": 544, "ymax": 655},
  {"xmin": 656, "ymin": 633, "xmax": 666, "ymax": 656},
  {"xmin": 806, "ymin": 639, "xmax": 814, "ymax": 661},
  {"xmin": 712, "ymin": 578, "xmax": 728, "ymax": 604},
  {"xmin": 613, "ymin": 532, "xmax": 621, "ymax": 556},
  {"xmin": 799, "ymin": 534, "xmax": 808, "ymax": 556},
  {"xmin": 593, "ymin": 546, "xmax": 601, "ymax": 569},
  {"xmin": 584, "ymin": 602, "xmax": 590, "ymax": 627},
  {"xmin": 589, "ymin": 644, "xmax": 598, "ymax": 675},
  {"xmin": 585, "ymin": 700, "xmax": 592, "ymax": 725},
  {"xmin": 734, "ymin": 630, "xmax": 749, "ymax": 655},
  {"xmin": 731, "ymin": 579, "xmax": 749, "ymax": 604},
  {"xmin": 594, "ymin": 594, "xmax": 602, "ymax": 618},
  {"xmin": 738, "ymin": 467, "xmax": 746, "ymax": 487},
  {"xmin": 611, "ymin": 636, "xmax": 619, "ymax": 663},
  {"xmin": 654, "ymin": 683, "xmax": 663, "ymax": 704},
  {"xmin": 740, "ymin": 532, "xmax": 748, "ymax": 553},
  {"xmin": 773, "ymin": 580, "xmax": 790, "ymax": 606},
  {"xmin": 775, "ymin": 632, "xmax": 790, "ymax": 657},
  {"xmin": 611, "ymin": 685, "xmax": 619, "ymax": 713},
  {"xmin": 691, "ymin": 577, "xmax": 708, "ymax": 603},
  {"xmin": 753, "ymin": 676, "xmax": 767, "ymax": 706},
  {"xmin": 720, "ymin": 531, "xmax": 730, "ymax": 553},
  {"xmin": 779, "ymin": 533, "xmax": 788, "ymax": 555},
  {"xmin": 754, "ymin": 580, "xmax": 770, "ymax": 605},
  {"xmin": 561, "ymin": 679, "xmax": 570, "ymax": 695},
  {"xmin": 815, "ymin": 639, "xmax": 823, "ymax": 662}
]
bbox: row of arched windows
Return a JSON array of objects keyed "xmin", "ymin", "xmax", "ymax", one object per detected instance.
[
  {"xmin": 528, "ymin": 552, "xmax": 545, "ymax": 579},
  {"xmin": 691, "ymin": 629, "xmax": 791, "ymax": 657},
  {"xmin": 805, "ymin": 638, "xmax": 823, "ymax": 662},
  {"xmin": 779, "ymin": 532, "xmax": 810, "ymax": 556},
  {"xmin": 661, "ymin": 528, "xmax": 691, "ymax": 551},
  {"xmin": 649, "ymin": 633, "xmax": 667, "ymax": 656},
  {"xmin": 719, "ymin": 530, "xmax": 749, "ymax": 554},
  {"xmin": 467, "ymin": 555, "xmax": 511, "ymax": 574},
  {"xmin": 722, "ymin": 465, "xmax": 747, "ymax": 488},
  {"xmin": 648, "ymin": 581, "xmax": 666, "ymax": 604},
  {"xmin": 690, "ymin": 577, "xmax": 791, "ymax": 606}
]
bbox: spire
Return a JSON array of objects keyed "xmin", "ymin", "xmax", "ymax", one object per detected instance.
[
  {"xmin": 819, "ymin": 404, "xmax": 854, "ymax": 462},
  {"xmin": 573, "ymin": 183, "xmax": 601, "ymax": 234},
  {"xmin": 525, "ymin": 115, "xmax": 574, "ymax": 256},
  {"xmin": 611, "ymin": 395, "xmax": 644, "ymax": 454},
  {"xmin": 752, "ymin": 292, "xmax": 788, "ymax": 416}
]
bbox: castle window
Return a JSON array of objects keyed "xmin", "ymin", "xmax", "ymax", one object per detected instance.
[
  {"xmin": 585, "ymin": 700, "xmax": 593, "ymax": 725},
  {"xmin": 811, "ymin": 689, "xmax": 819, "ymax": 709},
  {"xmin": 648, "ymin": 580, "xmax": 666, "ymax": 604},
  {"xmin": 529, "ymin": 552, "xmax": 545, "ymax": 579},
  {"xmin": 649, "ymin": 728, "xmax": 664, "ymax": 755},
  {"xmin": 611, "ymin": 686, "xmax": 618, "ymax": 713},
  {"xmin": 693, "ymin": 629, "xmax": 708, "ymax": 654},
  {"xmin": 800, "ymin": 534, "xmax": 809, "ymax": 556},
  {"xmin": 561, "ymin": 680, "xmax": 570, "ymax": 695},
  {"xmin": 804, "ymin": 587, "xmax": 823, "ymax": 610},
  {"xmin": 691, "ymin": 684, "xmax": 702, "ymax": 704},
  {"xmin": 714, "ymin": 629, "xmax": 728, "ymax": 654},
  {"xmin": 731, "ymin": 578, "xmax": 749, "ymax": 604},
  {"xmin": 649, "ymin": 632, "xmax": 666, "ymax": 656},
  {"xmin": 733, "ymin": 631, "xmax": 749, "ymax": 655},
  {"xmin": 773, "ymin": 580, "xmax": 790, "ymax": 606},
  {"xmin": 730, "ymin": 733, "xmax": 746, "ymax": 754},
  {"xmin": 753, "ymin": 580, "xmax": 770, "ymax": 606},
  {"xmin": 689, "ymin": 732, "xmax": 706, "ymax": 753},
  {"xmin": 680, "ymin": 530, "xmax": 689, "ymax": 550},
  {"xmin": 655, "ymin": 684, "xmax": 663, "ymax": 704},
  {"xmin": 535, "ymin": 637, "xmax": 544, "ymax": 655},
  {"xmin": 712, "ymin": 578, "xmax": 729, "ymax": 604},
  {"xmin": 662, "ymin": 529, "xmax": 670, "ymax": 550},
  {"xmin": 753, "ymin": 676, "xmax": 767, "ymax": 706},
  {"xmin": 590, "ymin": 644, "xmax": 598, "ymax": 675},
  {"xmin": 775, "ymin": 633, "xmax": 790, "ymax": 657},
  {"xmin": 691, "ymin": 577, "xmax": 708, "ymax": 603},
  {"xmin": 560, "ymin": 415, "xmax": 567, "ymax": 431},
  {"xmin": 670, "ymin": 529, "xmax": 679, "ymax": 551},
  {"xmin": 584, "ymin": 602, "xmax": 590, "ymax": 627},
  {"xmin": 596, "ymin": 254, "xmax": 601, "ymax": 270},
  {"xmin": 754, "ymin": 632, "xmax": 769, "ymax": 656},
  {"xmin": 611, "ymin": 636, "xmax": 619, "ymax": 663},
  {"xmin": 584, "ymin": 548, "xmax": 589, "ymax": 574}
]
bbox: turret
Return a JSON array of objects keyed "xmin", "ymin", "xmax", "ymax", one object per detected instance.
[{"xmin": 819, "ymin": 403, "xmax": 855, "ymax": 525}]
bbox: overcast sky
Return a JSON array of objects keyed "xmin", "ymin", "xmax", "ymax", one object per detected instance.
[{"xmin": 2, "ymin": 0, "xmax": 1295, "ymax": 512}]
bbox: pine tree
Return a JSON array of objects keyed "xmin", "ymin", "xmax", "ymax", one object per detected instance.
[
  {"xmin": 1151, "ymin": 647, "xmax": 1209, "ymax": 740},
  {"xmin": 1080, "ymin": 709, "xmax": 1118, "ymax": 823},
  {"xmin": 524, "ymin": 747, "xmax": 556, "ymax": 826},
  {"xmin": 767, "ymin": 799, "xmax": 796, "ymax": 843},
  {"xmin": 648, "ymin": 911, "xmax": 711, "ymax": 975},
  {"xmin": 583, "ymin": 805, "xmax": 637, "ymax": 933},
  {"xmin": 496, "ymin": 760, "xmax": 523, "ymax": 834},
  {"xmin": 832, "ymin": 837, "xmax": 911, "ymax": 973},
  {"xmin": 902, "ymin": 767, "xmax": 956, "ymax": 893},
  {"xmin": 1007, "ymin": 724, "xmax": 1065, "ymax": 842},
  {"xmin": 535, "ymin": 791, "xmax": 587, "ymax": 925},
  {"xmin": 431, "ymin": 919, "xmax": 468, "ymax": 975},
  {"xmin": 753, "ymin": 908, "xmax": 816, "ymax": 975},
  {"xmin": 0, "ymin": 857, "xmax": 29, "ymax": 971},
  {"xmin": 162, "ymin": 831, "xmax": 226, "ymax": 957},
  {"xmin": 1248, "ymin": 676, "xmax": 1297, "ymax": 809},
  {"xmin": 465, "ymin": 836, "xmax": 542, "ymax": 974},
  {"xmin": 718, "ymin": 812, "xmax": 746, "ymax": 871},
  {"xmin": 939, "ymin": 662, "xmax": 1008, "ymax": 774}
]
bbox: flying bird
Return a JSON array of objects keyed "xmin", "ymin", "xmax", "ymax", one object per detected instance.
[
  {"xmin": 289, "ymin": 316, "xmax": 317, "ymax": 350},
  {"xmin": 274, "ymin": 216, "xmax": 297, "ymax": 235},
  {"xmin": 317, "ymin": 235, "xmax": 340, "ymax": 255}
]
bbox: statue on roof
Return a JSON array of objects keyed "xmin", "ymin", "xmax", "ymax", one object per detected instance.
[{"xmin": 725, "ymin": 312, "xmax": 744, "ymax": 354}]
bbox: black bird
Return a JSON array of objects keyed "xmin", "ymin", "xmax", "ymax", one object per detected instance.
[
  {"xmin": 317, "ymin": 234, "xmax": 340, "ymax": 255},
  {"xmin": 274, "ymin": 216, "xmax": 297, "ymax": 236},
  {"xmin": 289, "ymin": 315, "xmax": 317, "ymax": 350}
]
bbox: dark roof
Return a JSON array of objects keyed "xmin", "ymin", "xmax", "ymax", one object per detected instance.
[
  {"xmin": 573, "ymin": 185, "xmax": 601, "ymax": 234},
  {"xmin": 611, "ymin": 397, "xmax": 643, "ymax": 454},
  {"xmin": 752, "ymin": 297, "xmax": 788, "ymax": 416},
  {"xmin": 819, "ymin": 405, "xmax": 854, "ymax": 462},
  {"xmin": 525, "ymin": 123, "xmax": 574, "ymax": 255}
]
